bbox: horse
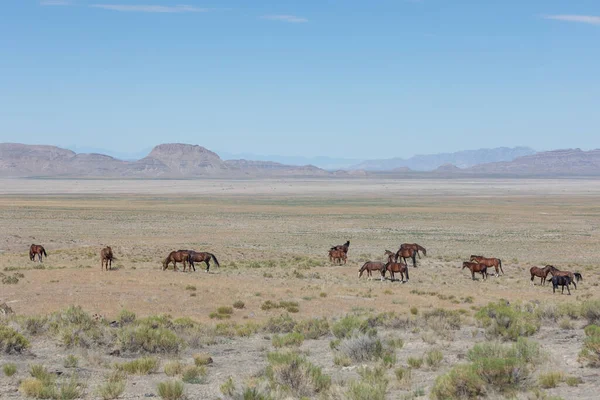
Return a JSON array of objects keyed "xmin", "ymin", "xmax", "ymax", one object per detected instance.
[
  {"xmin": 29, "ymin": 244, "xmax": 47, "ymax": 262},
  {"xmin": 329, "ymin": 249, "xmax": 347, "ymax": 265},
  {"xmin": 400, "ymin": 243, "xmax": 427, "ymax": 259},
  {"xmin": 358, "ymin": 261, "xmax": 385, "ymax": 279},
  {"xmin": 382, "ymin": 260, "xmax": 409, "ymax": 282},
  {"xmin": 462, "ymin": 261, "xmax": 488, "ymax": 281},
  {"xmin": 162, "ymin": 250, "xmax": 190, "ymax": 272},
  {"xmin": 330, "ymin": 240, "xmax": 350, "ymax": 254},
  {"xmin": 100, "ymin": 246, "xmax": 114, "ymax": 271},
  {"xmin": 551, "ymin": 275, "xmax": 572, "ymax": 295},
  {"xmin": 395, "ymin": 247, "xmax": 417, "ymax": 268},
  {"xmin": 188, "ymin": 251, "xmax": 220, "ymax": 273},
  {"xmin": 547, "ymin": 265, "xmax": 581, "ymax": 290},
  {"xmin": 470, "ymin": 255, "xmax": 503, "ymax": 276},
  {"xmin": 529, "ymin": 265, "xmax": 555, "ymax": 286}
]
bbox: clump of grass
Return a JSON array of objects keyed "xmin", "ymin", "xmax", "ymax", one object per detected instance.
[
  {"xmin": 2, "ymin": 274, "xmax": 19, "ymax": 284},
  {"xmin": 48, "ymin": 305, "xmax": 107, "ymax": 349},
  {"xmin": 233, "ymin": 300, "xmax": 245, "ymax": 309},
  {"xmin": 272, "ymin": 332, "xmax": 305, "ymax": 348},
  {"xmin": 261, "ymin": 300, "xmax": 299, "ymax": 313},
  {"xmin": 21, "ymin": 365, "xmax": 83, "ymax": 400},
  {"xmin": 118, "ymin": 320, "xmax": 184, "ymax": 354},
  {"xmin": 115, "ymin": 357, "xmax": 159, "ymax": 375},
  {"xmin": 296, "ymin": 318, "xmax": 329, "ymax": 339},
  {"xmin": 182, "ymin": 366, "xmax": 206, "ymax": 384},
  {"xmin": 410, "ymin": 307, "xmax": 418, "ymax": 315},
  {"xmin": 118, "ymin": 309, "xmax": 136, "ymax": 325},
  {"xmin": 320, "ymin": 292, "xmax": 327, "ymax": 298},
  {"xmin": 565, "ymin": 376, "xmax": 582, "ymax": 387},
  {"xmin": 157, "ymin": 380, "xmax": 185, "ymax": 400},
  {"xmin": 346, "ymin": 366, "xmax": 388, "ymax": 400},
  {"xmin": 430, "ymin": 364, "xmax": 485, "ymax": 400},
  {"xmin": 220, "ymin": 377, "xmax": 235, "ymax": 396},
  {"xmin": 331, "ymin": 315, "xmax": 370, "ymax": 339},
  {"xmin": 338, "ymin": 333, "xmax": 383, "ymax": 363},
  {"xmin": 97, "ymin": 374, "xmax": 126, "ymax": 400},
  {"xmin": 185, "ymin": 285, "xmax": 196, "ymax": 291},
  {"xmin": 193, "ymin": 353, "xmax": 213, "ymax": 366},
  {"xmin": 164, "ymin": 361, "xmax": 184, "ymax": 377},
  {"xmin": 64, "ymin": 354, "xmax": 78, "ymax": 368},
  {"xmin": 0, "ymin": 325, "xmax": 30, "ymax": 354},
  {"xmin": 425, "ymin": 349, "xmax": 444, "ymax": 369},
  {"xmin": 407, "ymin": 357, "xmax": 423, "ymax": 369},
  {"xmin": 266, "ymin": 351, "xmax": 331, "ymax": 397},
  {"xmin": 3, "ymin": 363, "xmax": 17, "ymax": 377},
  {"xmin": 210, "ymin": 306, "xmax": 234, "ymax": 320},
  {"xmin": 395, "ymin": 367, "xmax": 412, "ymax": 386},
  {"xmin": 475, "ymin": 301, "xmax": 541, "ymax": 341},
  {"xmin": 538, "ymin": 372, "xmax": 564, "ymax": 388},
  {"xmin": 21, "ymin": 316, "xmax": 48, "ymax": 335},
  {"xmin": 578, "ymin": 324, "xmax": 600, "ymax": 366},
  {"xmin": 558, "ymin": 318, "xmax": 574, "ymax": 330}
]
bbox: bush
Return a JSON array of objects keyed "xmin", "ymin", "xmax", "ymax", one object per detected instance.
[
  {"xmin": 272, "ymin": 332, "xmax": 305, "ymax": 348},
  {"xmin": 20, "ymin": 367, "xmax": 83, "ymax": 400},
  {"xmin": 220, "ymin": 377, "xmax": 235, "ymax": 396},
  {"xmin": 338, "ymin": 334, "xmax": 383, "ymax": 362},
  {"xmin": 118, "ymin": 309, "xmax": 136, "ymax": 325},
  {"xmin": 63, "ymin": 354, "xmax": 79, "ymax": 368},
  {"xmin": 0, "ymin": 325, "xmax": 30, "ymax": 353},
  {"xmin": 565, "ymin": 376, "xmax": 582, "ymax": 387},
  {"xmin": 182, "ymin": 366, "xmax": 206, "ymax": 384},
  {"xmin": 346, "ymin": 366, "xmax": 388, "ymax": 400},
  {"xmin": 98, "ymin": 378, "xmax": 126, "ymax": 400},
  {"xmin": 164, "ymin": 361, "xmax": 184, "ymax": 377},
  {"xmin": 193, "ymin": 353, "xmax": 213, "ymax": 366},
  {"xmin": 407, "ymin": 357, "xmax": 423, "ymax": 369},
  {"xmin": 233, "ymin": 300, "xmax": 245, "ymax": 309},
  {"xmin": 115, "ymin": 357, "xmax": 159, "ymax": 375},
  {"xmin": 21, "ymin": 316, "xmax": 48, "ymax": 335},
  {"xmin": 3, "ymin": 363, "xmax": 17, "ymax": 376},
  {"xmin": 295, "ymin": 318, "xmax": 329, "ymax": 339},
  {"xmin": 157, "ymin": 380, "xmax": 185, "ymax": 400},
  {"xmin": 579, "ymin": 324, "xmax": 600, "ymax": 367},
  {"xmin": 538, "ymin": 372, "xmax": 564, "ymax": 388},
  {"xmin": 425, "ymin": 349, "xmax": 444, "ymax": 369},
  {"xmin": 581, "ymin": 300, "xmax": 600, "ymax": 325},
  {"xmin": 266, "ymin": 351, "xmax": 331, "ymax": 397},
  {"xmin": 475, "ymin": 301, "xmax": 541, "ymax": 341},
  {"xmin": 48, "ymin": 306, "xmax": 107, "ymax": 348},
  {"xmin": 395, "ymin": 367, "xmax": 411, "ymax": 384},
  {"xmin": 261, "ymin": 300, "xmax": 299, "ymax": 313},
  {"xmin": 118, "ymin": 324, "xmax": 184, "ymax": 354},
  {"xmin": 430, "ymin": 364, "xmax": 486, "ymax": 399},
  {"xmin": 332, "ymin": 315, "xmax": 370, "ymax": 339},
  {"xmin": 264, "ymin": 314, "xmax": 297, "ymax": 334}
]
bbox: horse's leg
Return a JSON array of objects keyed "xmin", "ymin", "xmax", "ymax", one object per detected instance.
[
  {"xmin": 205, "ymin": 260, "xmax": 210, "ymax": 273},
  {"xmin": 572, "ymin": 279, "xmax": 577, "ymax": 290},
  {"xmin": 471, "ymin": 271, "xmax": 475, "ymax": 280},
  {"xmin": 567, "ymin": 284, "xmax": 571, "ymax": 295}
]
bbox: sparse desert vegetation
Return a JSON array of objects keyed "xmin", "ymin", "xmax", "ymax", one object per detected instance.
[{"xmin": 1, "ymin": 178, "xmax": 600, "ymax": 398}]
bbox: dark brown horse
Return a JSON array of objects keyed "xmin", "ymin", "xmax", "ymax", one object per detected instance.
[
  {"xmin": 329, "ymin": 249, "xmax": 347, "ymax": 265},
  {"xmin": 29, "ymin": 244, "xmax": 47, "ymax": 262},
  {"xmin": 100, "ymin": 246, "xmax": 114, "ymax": 271},
  {"xmin": 162, "ymin": 250, "xmax": 190, "ymax": 272},
  {"xmin": 395, "ymin": 247, "xmax": 417, "ymax": 268},
  {"xmin": 330, "ymin": 240, "xmax": 350, "ymax": 254},
  {"xmin": 358, "ymin": 261, "xmax": 385, "ymax": 279},
  {"xmin": 470, "ymin": 255, "xmax": 503, "ymax": 276},
  {"xmin": 382, "ymin": 260, "xmax": 409, "ymax": 282},
  {"xmin": 551, "ymin": 275, "xmax": 572, "ymax": 295},
  {"xmin": 400, "ymin": 243, "xmax": 427, "ymax": 259},
  {"xmin": 462, "ymin": 261, "xmax": 488, "ymax": 280},
  {"xmin": 187, "ymin": 251, "xmax": 220, "ymax": 273},
  {"xmin": 547, "ymin": 265, "xmax": 581, "ymax": 290},
  {"xmin": 529, "ymin": 265, "xmax": 555, "ymax": 286}
]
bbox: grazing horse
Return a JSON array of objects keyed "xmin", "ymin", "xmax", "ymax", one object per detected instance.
[
  {"xmin": 462, "ymin": 261, "xmax": 488, "ymax": 281},
  {"xmin": 552, "ymin": 275, "xmax": 572, "ymax": 295},
  {"xmin": 395, "ymin": 247, "xmax": 417, "ymax": 268},
  {"xmin": 382, "ymin": 260, "xmax": 409, "ymax": 282},
  {"xmin": 330, "ymin": 240, "xmax": 350, "ymax": 255},
  {"xmin": 162, "ymin": 250, "xmax": 190, "ymax": 272},
  {"xmin": 400, "ymin": 243, "xmax": 427, "ymax": 259},
  {"xmin": 100, "ymin": 246, "xmax": 114, "ymax": 271},
  {"xmin": 329, "ymin": 249, "xmax": 347, "ymax": 265},
  {"xmin": 547, "ymin": 265, "xmax": 581, "ymax": 290},
  {"xmin": 529, "ymin": 265, "xmax": 555, "ymax": 286},
  {"xmin": 29, "ymin": 244, "xmax": 47, "ymax": 262},
  {"xmin": 470, "ymin": 255, "xmax": 503, "ymax": 276},
  {"xmin": 358, "ymin": 261, "xmax": 385, "ymax": 279},
  {"xmin": 188, "ymin": 251, "xmax": 220, "ymax": 273}
]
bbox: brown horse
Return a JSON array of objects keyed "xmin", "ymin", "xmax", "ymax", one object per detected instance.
[
  {"xmin": 395, "ymin": 247, "xmax": 417, "ymax": 268},
  {"xmin": 529, "ymin": 265, "xmax": 555, "ymax": 286},
  {"xmin": 462, "ymin": 261, "xmax": 488, "ymax": 280},
  {"xmin": 100, "ymin": 246, "xmax": 114, "ymax": 271},
  {"xmin": 382, "ymin": 260, "xmax": 409, "ymax": 282},
  {"xmin": 358, "ymin": 261, "xmax": 385, "ymax": 279},
  {"xmin": 330, "ymin": 240, "xmax": 350, "ymax": 254},
  {"xmin": 400, "ymin": 243, "xmax": 427, "ymax": 259},
  {"xmin": 329, "ymin": 249, "xmax": 347, "ymax": 265},
  {"xmin": 187, "ymin": 251, "xmax": 220, "ymax": 273},
  {"xmin": 470, "ymin": 255, "xmax": 503, "ymax": 276},
  {"xmin": 547, "ymin": 265, "xmax": 581, "ymax": 290},
  {"xmin": 162, "ymin": 250, "xmax": 190, "ymax": 272},
  {"xmin": 29, "ymin": 244, "xmax": 47, "ymax": 262}
]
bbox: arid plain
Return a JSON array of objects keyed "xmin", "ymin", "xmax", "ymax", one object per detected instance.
[{"xmin": 1, "ymin": 178, "xmax": 600, "ymax": 400}]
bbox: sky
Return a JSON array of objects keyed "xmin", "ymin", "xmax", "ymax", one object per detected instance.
[{"xmin": 0, "ymin": 0, "xmax": 599, "ymax": 159}]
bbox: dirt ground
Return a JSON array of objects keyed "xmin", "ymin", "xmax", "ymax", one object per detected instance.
[{"xmin": 1, "ymin": 178, "xmax": 599, "ymax": 399}]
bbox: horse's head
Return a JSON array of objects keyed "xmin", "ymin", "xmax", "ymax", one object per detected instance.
[
  {"xmin": 469, "ymin": 255, "xmax": 479, "ymax": 261},
  {"xmin": 421, "ymin": 248, "xmax": 427, "ymax": 256},
  {"xmin": 462, "ymin": 261, "xmax": 471, "ymax": 269}
]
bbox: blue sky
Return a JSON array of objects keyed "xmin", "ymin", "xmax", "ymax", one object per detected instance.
[{"xmin": 0, "ymin": 0, "xmax": 598, "ymax": 159}]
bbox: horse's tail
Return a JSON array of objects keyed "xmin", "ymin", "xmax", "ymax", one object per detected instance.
[
  {"xmin": 498, "ymin": 259, "xmax": 503, "ymax": 274},
  {"xmin": 210, "ymin": 253, "xmax": 220, "ymax": 268},
  {"xmin": 358, "ymin": 263, "xmax": 367, "ymax": 278},
  {"xmin": 574, "ymin": 272, "xmax": 582, "ymax": 282},
  {"xmin": 42, "ymin": 247, "xmax": 47, "ymax": 257}
]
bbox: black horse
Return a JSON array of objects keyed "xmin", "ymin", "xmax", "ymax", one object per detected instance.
[{"xmin": 552, "ymin": 275, "xmax": 572, "ymax": 295}]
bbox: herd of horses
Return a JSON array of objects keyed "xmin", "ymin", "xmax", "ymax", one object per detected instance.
[{"xmin": 29, "ymin": 241, "xmax": 583, "ymax": 295}]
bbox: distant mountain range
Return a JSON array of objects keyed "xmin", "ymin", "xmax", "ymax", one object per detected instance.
[
  {"xmin": 2, "ymin": 143, "xmax": 600, "ymax": 178},
  {"xmin": 349, "ymin": 147, "xmax": 536, "ymax": 171}
]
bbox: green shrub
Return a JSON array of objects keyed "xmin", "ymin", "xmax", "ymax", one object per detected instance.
[
  {"xmin": 579, "ymin": 324, "xmax": 600, "ymax": 366},
  {"xmin": 21, "ymin": 316, "xmax": 48, "ymax": 335},
  {"xmin": 54, "ymin": 374, "xmax": 83, "ymax": 400},
  {"xmin": 193, "ymin": 353, "xmax": 213, "ymax": 366},
  {"xmin": 394, "ymin": 367, "xmax": 412, "ymax": 385},
  {"xmin": 64, "ymin": 355, "xmax": 78, "ymax": 368},
  {"xmin": 164, "ymin": 361, "xmax": 184, "ymax": 377},
  {"xmin": 115, "ymin": 357, "xmax": 159, "ymax": 375},
  {"xmin": 332, "ymin": 315, "xmax": 370, "ymax": 339},
  {"xmin": 220, "ymin": 377, "xmax": 235, "ymax": 396},
  {"xmin": 233, "ymin": 300, "xmax": 245, "ymax": 309},
  {"xmin": 97, "ymin": 378, "xmax": 126, "ymax": 400},
  {"xmin": 346, "ymin": 366, "xmax": 388, "ymax": 400},
  {"xmin": 272, "ymin": 332, "xmax": 305, "ymax": 348},
  {"xmin": 0, "ymin": 325, "xmax": 30, "ymax": 353},
  {"xmin": 430, "ymin": 364, "xmax": 486, "ymax": 400},
  {"xmin": 261, "ymin": 300, "xmax": 299, "ymax": 313},
  {"xmin": 581, "ymin": 300, "xmax": 600, "ymax": 325},
  {"xmin": 118, "ymin": 309, "xmax": 136, "ymax": 325},
  {"xmin": 48, "ymin": 306, "xmax": 106, "ymax": 348},
  {"xmin": 295, "ymin": 318, "xmax": 329, "ymax": 339},
  {"xmin": 157, "ymin": 380, "xmax": 185, "ymax": 400},
  {"xmin": 182, "ymin": 366, "xmax": 206, "ymax": 384},
  {"xmin": 3, "ymin": 363, "xmax": 17, "ymax": 376},
  {"xmin": 118, "ymin": 324, "xmax": 184, "ymax": 354},
  {"xmin": 407, "ymin": 357, "xmax": 423, "ymax": 369},
  {"xmin": 538, "ymin": 372, "xmax": 564, "ymax": 388},
  {"xmin": 338, "ymin": 334, "xmax": 383, "ymax": 362},
  {"xmin": 565, "ymin": 376, "xmax": 582, "ymax": 386},
  {"xmin": 475, "ymin": 301, "xmax": 541, "ymax": 341},
  {"xmin": 425, "ymin": 349, "xmax": 444, "ymax": 369},
  {"xmin": 266, "ymin": 351, "xmax": 331, "ymax": 397},
  {"xmin": 264, "ymin": 314, "xmax": 297, "ymax": 333}
]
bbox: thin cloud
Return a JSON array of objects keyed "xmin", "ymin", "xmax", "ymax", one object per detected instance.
[
  {"xmin": 90, "ymin": 4, "xmax": 210, "ymax": 13},
  {"xmin": 261, "ymin": 15, "xmax": 308, "ymax": 23},
  {"xmin": 40, "ymin": 0, "xmax": 73, "ymax": 5},
  {"xmin": 544, "ymin": 15, "xmax": 600, "ymax": 25}
]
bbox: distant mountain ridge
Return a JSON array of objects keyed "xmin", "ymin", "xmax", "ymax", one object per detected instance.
[{"xmin": 350, "ymin": 147, "xmax": 535, "ymax": 171}]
